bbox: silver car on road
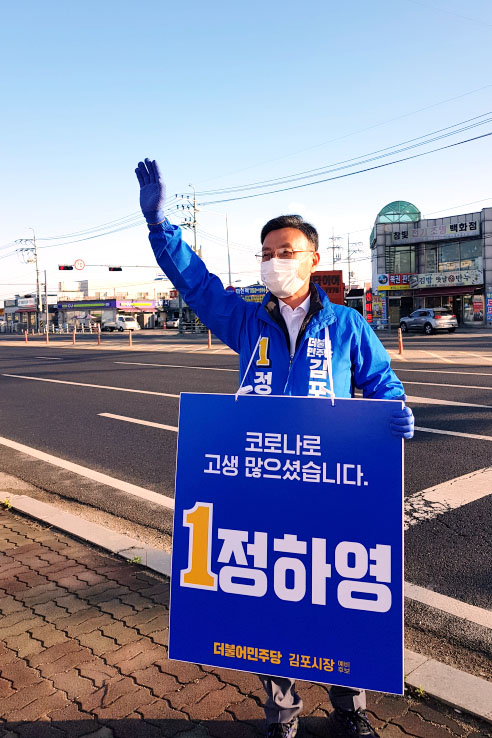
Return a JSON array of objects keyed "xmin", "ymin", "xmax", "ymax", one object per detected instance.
[{"xmin": 400, "ymin": 308, "xmax": 458, "ymax": 335}]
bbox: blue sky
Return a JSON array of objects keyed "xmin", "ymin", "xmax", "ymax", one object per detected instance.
[{"xmin": 1, "ymin": 0, "xmax": 491, "ymax": 298}]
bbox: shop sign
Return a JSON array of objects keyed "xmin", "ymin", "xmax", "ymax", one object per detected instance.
[
  {"xmin": 17, "ymin": 298, "xmax": 36, "ymax": 307},
  {"xmin": 377, "ymin": 274, "xmax": 414, "ymax": 291},
  {"xmin": 236, "ymin": 286, "xmax": 267, "ymax": 304},
  {"xmin": 364, "ymin": 290, "xmax": 373, "ymax": 323},
  {"xmin": 486, "ymin": 293, "xmax": 492, "ymax": 323},
  {"xmin": 57, "ymin": 299, "xmax": 116, "ymax": 309},
  {"xmin": 170, "ymin": 393, "xmax": 404, "ymax": 694},
  {"xmin": 389, "ymin": 220, "xmax": 480, "ymax": 244},
  {"xmin": 311, "ymin": 271, "xmax": 344, "ymax": 305},
  {"xmin": 4, "ymin": 299, "xmax": 16, "ymax": 307},
  {"xmin": 409, "ymin": 270, "xmax": 482, "ymax": 289}
]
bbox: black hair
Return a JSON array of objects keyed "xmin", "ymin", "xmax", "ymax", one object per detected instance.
[{"xmin": 260, "ymin": 214, "xmax": 319, "ymax": 251}]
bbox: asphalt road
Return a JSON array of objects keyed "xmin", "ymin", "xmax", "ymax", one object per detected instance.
[{"xmin": 0, "ymin": 331, "xmax": 491, "ymax": 615}]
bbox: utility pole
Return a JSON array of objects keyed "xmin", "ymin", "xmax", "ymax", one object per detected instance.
[
  {"xmin": 226, "ymin": 213, "xmax": 232, "ymax": 286},
  {"xmin": 44, "ymin": 270, "xmax": 49, "ymax": 332},
  {"xmin": 329, "ymin": 229, "xmax": 343, "ymax": 270},
  {"xmin": 347, "ymin": 235, "xmax": 363, "ymax": 290},
  {"xmin": 15, "ymin": 229, "xmax": 41, "ymax": 332}
]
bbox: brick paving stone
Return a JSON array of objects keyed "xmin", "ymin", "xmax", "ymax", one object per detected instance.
[
  {"xmin": 76, "ymin": 630, "xmax": 122, "ymax": 656},
  {"xmin": 12, "ymin": 721, "xmax": 67, "ymax": 738},
  {"xmin": 56, "ymin": 607, "xmax": 114, "ymax": 633},
  {"xmin": 409, "ymin": 702, "xmax": 469, "ymax": 736},
  {"xmin": 0, "ymin": 661, "xmax": 42, "ymax": 689},
  {"xmin": 14, "ymin": 571, "xmax": 49, "ymax": 587},
  {"xmin": 21, "ymin": 583, "xmax": 66, "ymax": 605},
  {"xmin": 393, "ymin": 711, "xmax": 460, "ymax": 738},
  {"xmin": 75, "ymin": 571, "xmax": 108, "ymax": 586},
  {"xmin": 155, "ymin": 656, "xmax": 205, "ymax": 684},
  {"xmin": 39, "ymin": 560, "xmax": 85, "ymax": 577},
  {"xmin": 95, "ymin": 600, "xmax": 136, "ymax": 619},
  {"xmin": 203, "ymin": 667, "xmax": 261, "ymax": 697},
  {"xmin": 104, "ymin": 639, "xmax": 148, "ymax": 666},
  {"xmin": 131, "ymin": 665, "xmax": 180, "ymax": 697},
  {"xmin": 168, "ymin": 675, "xmax": 223, "ymax": 712},
  {"xmin": 0, "ymin": 609, "xmax": 38, "ymax": 631},
  {"xmin": 78, "ymin": 658, "xmax": 120, "ymax": 687},
  {"xmin": 3, "ymin": 631, "xmax": 44, "ymax": 659},
  {"xmin": 119, "ymin": 591, "xmax": 154, "ymax": 610},
  {"xmin": 136, "ymin": 700, "xmax": 190, "ymax": 724},
  {"xmin": 113, "ymin": 644, "xmax": 168, "ymax": 674},
  {"xmin": 227, "ymin": 696, "xmax": 266, "ymax": 722},
  {"xmin": 93, "ymin": 687, "xmax": 157, "ymax": 720},
  {"xmin": 49, "ymin": 707, "xmax": 100, "ymax": 738},
  {"xmin": 0, "ymin": 676, "xmax": 15, "ymax": 699},
  {"xmin": 184, "ymin": 684, "xmax": 245, "ymax": 721},
  {"xmin": 84, "ymin": 583, "xmax": 132, "ymax": 604},
  {"xmin": 54, "ymin": 573, "xmax": 93, "ymax": 591},
  {"xmin": 0, "ymin": 643, "xmax": 18, "ymax": 665},
  {"xmin": 36, "ymin": 647, "xmax": 95, "ymax": 678},
  {"xmin": 106, "ymin": 717, "xmax": 164, "ymax": 738},
  {"xmin": 206, "ymin": 714, "xmax": 261, "ymax": 738},
  {"xmin": 99, "ymin": 620, "xmax": 143, "ymax": 646},
  {"xmin": 0, "ymin": 680, "xmax": 54, "ymax": 716},
  {"xmin": 50, "ymin": 668, "xmax": 99, "ymax": 699},
  {"xmin": 378, "ymin": 725, "xmax": 408, "ymax": 737},
  {"xmin": 295, "ymin": 683, "xmax": 331, "ymax": 714},
  {"xmin": 146, "ymin": 629, "xmax": 169, "ymax": 646},
  {"xmin": 79, "ymin": 675, "xmax": 140, "ymax": 714},
  {"xmin": 55, "ymin": 592, "xmax": 91, "ymax": 614},
  {"xmin": 121, "ymin": 607, "xmax": 164, "ymax": 631},
  {"xmin": 28, "ymin": 640, "xmax": 82, "ymax": 667},
  {"xmin": 28, "ymin": 623, "xmax": 70, "ymax": 648},
  {"xmin": 5, "ymin": 690, "xmax": 69, "ymax": 722},
  {"xmin": 32, "ymin": 600, "xmax": 74, "ymax": 620},
  {"xmin": 366, "ymin": 693, "xmax": 408, "ymax": 722},
  {"xmin": 79, "ymin": 727, "xmax": 113, "ymax": 738}
]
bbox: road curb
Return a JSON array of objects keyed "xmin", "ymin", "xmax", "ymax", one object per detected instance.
[{"xmin": 2, "ymin": 492, "xmax": 491, "ymax": 726}]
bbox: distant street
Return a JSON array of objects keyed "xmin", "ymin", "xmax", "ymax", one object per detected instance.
[{"xmin": 0, "ymin": 330, "xmax": 491, "ymax": 619}]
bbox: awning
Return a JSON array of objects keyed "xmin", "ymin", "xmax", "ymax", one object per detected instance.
[{"xmin": 414, "ymin": 285, "xmax": 483, "ymax": 297}]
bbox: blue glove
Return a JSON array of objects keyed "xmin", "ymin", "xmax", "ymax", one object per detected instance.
[
  {"xmin": 135, "ymin": 158, "xmax": 166, "ymax": 225},
  {"xmin": 390, "ymin": 405, "xmax": 414, "ymax": 439}
]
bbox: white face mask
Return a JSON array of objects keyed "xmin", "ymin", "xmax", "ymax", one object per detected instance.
[{"xmin": 261, "ymin": 257, "xmax": 307, "ymax": 298}]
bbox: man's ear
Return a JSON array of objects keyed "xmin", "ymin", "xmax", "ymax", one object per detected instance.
[{"xmin": 311, "ymin": 252, "xmax": 321, "ymax": 272}]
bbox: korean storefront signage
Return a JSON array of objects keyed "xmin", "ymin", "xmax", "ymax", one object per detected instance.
[
  {"xmin": 409, "ymin": 270, "xmax": 482, "ymax": 289},
  {"xmin": 17, "ymin": 298, "xmax": 36, "ymax": 307},
  {"xmin": 57, "ymin": 300, "xmax": 116, "ymax": 309},
  {"xmin": 377, "ymin": 274, "xmax": 414, "ymax": 291},
  {"xmin": 389, "ymin": 220, "xmax": 480, "ymax": 244},
  {"xmin": 170, "ymin": 394, "xmax": 404, "ymax": 694},
  {"xmin": 364, "ymin": 289, "xmax": 373, "ymax": 323},
  {"xmin": 311, "ymin": 271, "xmax": 344, "ymax": 305},
  {"xmin": 486, "ymin": 294, "xmax": 492, "ymax": 323},
  {"xmin": 235, "ymin": 286, "xmax": 267, "ymax": 304}
]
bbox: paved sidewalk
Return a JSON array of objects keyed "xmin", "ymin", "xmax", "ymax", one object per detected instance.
[{"xmin": 1, "ymin": 509, "xmax": 490, "ymax": 738}]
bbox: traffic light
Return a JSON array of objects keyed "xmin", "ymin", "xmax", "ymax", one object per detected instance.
[
  {"xmin": 108, "ymin": 266, "xmax": 122, "ymax": 271},
  {"xmin": 58, "ymin": 265, "xmax": 74, "ymax": 270}
]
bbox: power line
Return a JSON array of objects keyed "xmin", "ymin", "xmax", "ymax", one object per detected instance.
[
  {"xmin": 198, "ymin": 131, "xmax": 492, "ymax": 206},
  {"xmin": 194, "ymin": 113, "xmax": 492, "ymax": 196}
]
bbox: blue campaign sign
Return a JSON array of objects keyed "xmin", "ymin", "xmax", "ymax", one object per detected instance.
[{"xmin": 169, "ymin": 393, "xmax": 404, "ymax": 695}]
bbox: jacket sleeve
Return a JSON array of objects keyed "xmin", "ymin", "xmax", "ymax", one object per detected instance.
[
  {"xmin": 350, "ymin": 312, "xmax": 405, "ymax": 400},
  {"xmin": 148, "ymin": 220, "xmax": 251, "ymax": 353}
]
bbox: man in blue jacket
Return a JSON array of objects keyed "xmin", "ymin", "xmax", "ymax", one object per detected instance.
[{"xmin": 136, "ymin": 158, "xmax": 414, "ymax": 738}]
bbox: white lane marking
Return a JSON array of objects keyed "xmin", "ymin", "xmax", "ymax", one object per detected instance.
[
  {"xmin": 35, "ymin": 356, "xmax": 63, "ymax": 360},
  {"xmin": 404, "ymin": 582, "xmax": 492, "ymax": 630},
  {"xmin": 405, "ymin": 466, "xmax": 492, "ymax": 530},
  {"xmin": 387, "ymin": 350, "xmax": 407, "ymax": 362},
  {"xmin": 2, "ymin": 374, "xmax": 179, "ymax": 399},
  {"xmin": 115, "ymin": 361, "xmax": 238, "ymax": 373},
  {"xmin": 406, "ymin": 394, "xmax": 491, "ymax": 408},
  {"xmin": 466, "ymin": 352, "xmax": 492, "ymax": 363},
  {"xmin": 403, "ymin": 380, "xmax": 492, "ymax": 391},
  {"xmin": 99, "ymin": 413, "xmax": 178, "ymax": 432},
  {"xmin": 397, "ymin": 369, "xmax": 492, "ymax": 377},
  {"xmin": 0, "ymin": 435, "xmax": 175, "ymax": 509},
  {"xmin": 423, "ymin": 351, "xmax": 454, "ymax": 363},
  {"xmin": 415, "ymin": 426, "xmax": 492, "ymax": 442}
]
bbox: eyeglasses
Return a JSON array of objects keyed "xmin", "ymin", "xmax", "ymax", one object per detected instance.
[{"xmin": 255, "ymin": 249, "xmax": 315, "ymax": 263}]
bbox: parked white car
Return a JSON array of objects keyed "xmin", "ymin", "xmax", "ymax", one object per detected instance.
[{"xmin": 103, "ymin": 315, "xmax": 141, "ymax": 332}]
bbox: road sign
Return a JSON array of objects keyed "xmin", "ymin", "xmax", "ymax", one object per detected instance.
[
  {"xmin": 170, "ymin": 393, "xmax": 404, "ymax": 694},
  {"xmin": 74, "ymin": 259, "xmax": 85, "ymax": 270},
  {"xmin": 225, "ymin": 285, "xmax": 236, "ymax": 292}
]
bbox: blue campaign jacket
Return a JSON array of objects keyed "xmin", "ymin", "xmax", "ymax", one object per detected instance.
[{"xmin": 148, "ymin": 220, "xmax": 404, "ymax": 400}]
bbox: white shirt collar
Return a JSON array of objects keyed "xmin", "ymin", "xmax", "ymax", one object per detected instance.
[{"xmin": 279, "ymin": 293, "xmax": 311, "ymax": 316}]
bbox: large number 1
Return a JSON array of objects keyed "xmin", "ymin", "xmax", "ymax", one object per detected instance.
[
  {"xmin": 180, "ymin": 502, "xmax": 217, "ymax": 590},
  {"xmin": 256, "ymin": 337, "xmax": 271, "ymax": 367}
]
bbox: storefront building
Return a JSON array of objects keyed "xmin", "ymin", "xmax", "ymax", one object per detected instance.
[{"xmin": 371, "ymin": 201, "xmax": 492, "ymax": 327}]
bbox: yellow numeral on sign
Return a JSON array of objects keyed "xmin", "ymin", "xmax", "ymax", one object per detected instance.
[
  {"xmin": 256, "ymin": 337, "xmax": 271, "ymax": 367},
  {"xmin": 181, "ymin": 502, "xmax": 217, "ymax": 590}
]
